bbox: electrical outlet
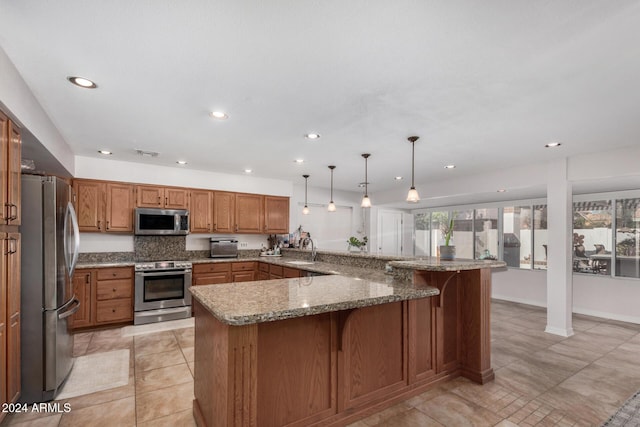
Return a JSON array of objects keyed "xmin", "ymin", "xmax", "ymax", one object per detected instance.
[{"xmin": 239, "ymin": 242, "xmax": 248, "ymax": 248}]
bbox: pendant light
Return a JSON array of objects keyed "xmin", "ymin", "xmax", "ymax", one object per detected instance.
[
  {"xmin": 302, "ymin": 174, "xmax": 310, "ymax": 215},
  {"xmin": 361, "ymin": 154, "xmax": 372, "ymax": 208},
  {"xmin": 406, "ymin": 136, "xmax": 420, "ymax": 203},
  {"xmin": 327, "ymin": 165, "xmax": 336, "ymax": 212}
]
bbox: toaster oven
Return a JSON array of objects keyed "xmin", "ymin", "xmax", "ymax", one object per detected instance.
[{"xmin": 210, "ymin": 238, "xmax": 238, "ymax": 258}]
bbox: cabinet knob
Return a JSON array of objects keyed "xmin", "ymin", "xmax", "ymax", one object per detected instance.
[
  {"xmin": 97, "ymin": 220, "xmax": 101, "ymax": 230},
  {"xmin": 112, "ymin": 288, "xmax": 117, "ymax": 292},
  {"xmin": 106, "ymin": 221, "xmax": 110, "ymax": 230},
  {"xmin": 112, "ymin": 309, "xmax": 116, "ymax": 313}
]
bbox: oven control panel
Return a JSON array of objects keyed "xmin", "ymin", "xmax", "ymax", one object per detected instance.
[{"xmin": 135, "ymin": 261, "xmax": 193, "ymax": 271}]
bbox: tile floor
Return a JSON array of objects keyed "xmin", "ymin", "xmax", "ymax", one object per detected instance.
[{"xmin": 3, "ymin": 300, "xmax": 640, "ymax": 426}]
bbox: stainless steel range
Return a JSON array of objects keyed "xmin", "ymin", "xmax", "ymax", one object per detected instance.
[{"xmin": 134, "ymin": 260, "xmax": 192, "ymax": 325}]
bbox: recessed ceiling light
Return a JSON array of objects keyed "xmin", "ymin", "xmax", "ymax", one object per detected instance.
[
  {"xmin": 210, "ymin": 111, "xmax": 228, "ymax": 120},
  {"xmin": 294, "ymin": 159, "xmax": 304, "ymax": 164},
  {"xmin": 176, "ymin": 160, "xmax": 187, "ymax": 165},
  {"xmin": 545, "ymin": 142, "xmax": 561, "ymax": 148},
  {"xmin": 444, "ymin": 164, "xmax": 456, "ymax": 169},
  {"xmin": 394, "ymin": 176, "xmax": 403, "ymax": 180},
  {"xmin": 497, "ymin": 189, "xmax": 507, "ymax": 193},
  {"xmin": 97, "ymin": 150, "xmax": 112, "ymax": 155},
  {"xmin": 68, "ymin": 76, "xmax": 97, "ymax": 88},
  {"xmin": 244, "ymin": 168, "xmax": 252, "ymax": 174},
  {"xmin": 304, "ymin": 133, "xmax": 320, "ymax": 140}
]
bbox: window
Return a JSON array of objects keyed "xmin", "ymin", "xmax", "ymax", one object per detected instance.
[
  {"xmin": 573, "ymin": 200, "xmax": 612, "ymax": 275},
  {"xmin": 414, "ymin": 213, "xmax": 430, "ymax": 257},
  {"xmin": 430, "ymin": 211, "xmax": 450, "ymax": 256},
  {"xmin": 453, "ymin": 210, "xmax": 474, "ymax": 259},
  {"xmin": 502, "ymin": 206, "xmax": 531, "ymax": 268},
  {"xmin": 615, "ymin": 198, "xmax": 640, "ymax": 278},
  {"xmin": 533, "ymin": 205, "xmax": 548, "ymax": 270},
  {"xmin": 475, "ymin": 208, "xmax": 499, "ymax": 260}
]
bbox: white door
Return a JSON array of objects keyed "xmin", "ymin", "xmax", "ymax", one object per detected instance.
[{"xmin": 378, "ymin": 211, "xmax": 403, "ymax": 256}]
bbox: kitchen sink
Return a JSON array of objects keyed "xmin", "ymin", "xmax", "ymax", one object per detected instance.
[{"xmin": 285, "ymin": 261, "xmax": 315, "ymax": 265}]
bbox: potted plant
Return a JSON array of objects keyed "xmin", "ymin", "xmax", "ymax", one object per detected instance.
[
  {"xmin": 348, "ymin": 236, "xmax": 368, "ymax": 252},
  {"xmin": 439, "ymin": 217, "xmax": 456, "ymax": 260}
]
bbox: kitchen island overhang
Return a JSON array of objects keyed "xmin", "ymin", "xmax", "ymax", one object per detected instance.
[{"xmin": 190, "ymin": 258, "xmax": 505, "ymax": 427}]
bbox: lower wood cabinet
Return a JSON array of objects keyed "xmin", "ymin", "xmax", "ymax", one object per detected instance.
[
  {"xmin": 70, "ymin": 266, "xmax": 133, "ymax": 330},
  {"xmin": 1, "ymin": 232, "xmax": 21, "ymax": 409},
  {"xmin": 193, "ymin": 263, "xmax": 231, "ymax": 285}
]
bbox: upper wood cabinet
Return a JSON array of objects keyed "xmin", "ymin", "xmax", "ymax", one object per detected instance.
[
  {"xmin": 235, "ymin": 193, "xmax": 263, "ymax": 233},
  {"xmin": 213, "ymin": 191, "xmax": 235, "ymax": 233},
  {"xmin": 190, "ymin": 190, "xmax": 213, "ymax": 233},
  {"xmin": 264, "ymin": 196, "xmax": 289, "ymax": 234},
  {"xmin": 0, "ymin": 111, "xmax": 21, "ymax": 226},
  {"xmin": 73, "ymin": 179, "xmax": 134, "ymax": 233},
  {"xmin": 136, "ymin": 185, "xmax": 189, "ymax": 209}
]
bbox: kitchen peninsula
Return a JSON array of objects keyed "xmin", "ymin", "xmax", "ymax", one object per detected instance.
[{"xmin": 190, "ymin": 254, "xmax": 505, "ymax": 427}]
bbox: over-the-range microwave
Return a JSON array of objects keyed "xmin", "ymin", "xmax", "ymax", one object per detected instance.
[{"xmin": 134, "ymin": 208, "xmax": 189, "ymax": 235}]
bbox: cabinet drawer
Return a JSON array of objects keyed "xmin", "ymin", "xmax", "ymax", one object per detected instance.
[
  {"xmin": 258, "ymin": 262, "xmax": 269, "ymax": 272},
  {"xmin": 194, "ymin": 273, "xmax": 231, "ymax": 285},
  {"xmin": 96, "ymin": 299, "xmax": 132, "ymax": 323},
  {"xmin": 232, "ymin": 271, "xmax": 255, "ymax": 282},
  {"xmin": 232, "ymin": 262, "xmax": 256, "ymax": 272},
  {"xmin": 283, "ymin": 267, "xmax": 302, "ymax": 278},
  {"xmin": 96, "ymin": 279, "xmax": 132, "ymax": 300},
  {"xmin": 269, "ymin": 265, "xmax": 283, "ymax": 276},
  {"xmin": 97, "ymin": 267, "xmax": 132, "ymax": 280},
  {"xmin": 193, "ymin": 263, "xmax": 230, "ymax": 274}
]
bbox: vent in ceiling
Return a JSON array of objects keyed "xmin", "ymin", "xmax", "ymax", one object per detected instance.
[{"xmin": 135, "ymin": 149, "xmax": 160, "ymax": 157}]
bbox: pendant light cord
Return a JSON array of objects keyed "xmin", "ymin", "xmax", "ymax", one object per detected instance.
[{"xmin": 411, "ymin": 140, "xmax": 415, "ymax": 188}]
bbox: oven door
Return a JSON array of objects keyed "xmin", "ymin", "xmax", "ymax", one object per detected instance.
[{"xmin": 135, "ymin": 269, "xmax": 192, "ymax": 311}]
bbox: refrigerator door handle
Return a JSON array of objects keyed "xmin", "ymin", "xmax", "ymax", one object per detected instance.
[
  {"xmin": 64, "ymin": 201, "xmax": 81, "ymax": 278},
  {"xmin": 58, "ymin": 298, "xmax": 81, "ymax": 320}
]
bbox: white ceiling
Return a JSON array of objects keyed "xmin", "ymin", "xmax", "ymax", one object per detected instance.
[{"xmin": 1, "ymin": 1, "xmax": 640, "ymax": 202}]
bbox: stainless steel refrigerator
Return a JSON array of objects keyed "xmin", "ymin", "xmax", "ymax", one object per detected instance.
[{"xmin": 20, "ymin": 175, "xmax": 80, "ymax": 403}]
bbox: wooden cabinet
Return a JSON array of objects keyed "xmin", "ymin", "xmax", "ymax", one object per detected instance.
[
  {"xmin": 231, "ymin": 262, "xmax": 256, "ymax": 282},
  {"xmin": 213, "ymin": 191, "xmax": 235, "ymax": 233},
  {"xmin": 269, "ymin": 264, "xmax": 283, "ymax": 280},
  {"xmin": 189, "ymin": 190, "xmax": 213, "ymax": 233},
  {"xmin": 69, "ymin": 266, "xmax": 133, "ymax": 329},
  {"xmin": 283, "ymin": 266, "xmax": 303, "ymax": 278},
  {"xmin": 73, "ymin": 179, "xmax": 134, "ymax": 233},
  {"xmin": 70, "ymin": 269, "xmax": 93, "ymax": 329},
  {"xmin": 0, "ymin": 111, "xmax": 21, "ymax": 226},
  {"xmin": 235, "ymin": 193, "xmax": 263, "ymax": 233},
  {"xmin": 193, "ymin": 263, "xmax": 231, "ymax": 286},
  {"xmin": 136, "ymin": 185, "xmax": 188, "ymax": 209},
  {"xmin": 2, "ymin": 233, "xmax": 20, "ymax": 405},
  {"xmin": 264, "ymin": 196, "xmax": 289, "ymax": 234}
]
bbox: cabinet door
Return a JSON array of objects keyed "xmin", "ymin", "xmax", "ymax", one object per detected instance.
[
  {"xmin": 6, "ymin": 232, "xmax": 20, "ymax": 403},
  {"xmin": 213, "ymin": 192, "xmax": 235, "ymax": 233},
  {"xmin": 136, "ymin": 185, "xmax": 164, "ymax": 208},
  {"xmin": 105, "ymin": 183, "xmax": 134, "ymax": 232},
  {"xmin": 164, "ymin": 188, "xmax": 188, "ymax": 209},
  {"xmin": 70, "ymin": 270, "xmax": 93, "ymax": 329},
  {"xmin": 0, "ymin": 233, "xmax": 6, "ymax": 406},
  {"xmin": 74, "ymin": 180, "xmax": 105, "ymax": 232},
  {"xmin": 190, "ymin": 190, "xmax": 213, "ymax": 233},
  {"xmin": 264, "ymin": 196, "xmax": 289, "ymax": 234},
  {"xmin": 0, "ymin": 112, "xmax": 8, "ymax": 224},
  {"xmin": 232, "ymin": 271, "xmax": 255, "ymax": 283},
  {"xmin": 257, "ymin": 271, "xmax": 269, "ymax": 281},
  {"xmin": 235, "ymin": 193, "xmax": 263, "ymax": 233},
  {"xmin": 283, "ymin": 267, "xmax": 301, "ymax": 278},
  {"xmin": 5, "ymin": 122, "xmax": 21, "ymax": 226}
]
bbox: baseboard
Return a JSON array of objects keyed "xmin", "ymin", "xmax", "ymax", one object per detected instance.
[
  {"xmin": 544, "ymin": 325, "xmax": 574, "ymax": 337},
  {"xmin": 492, "ymin": 295, "xmax": 640, "ymax": 325},
  {"xmin": 491, "ymin": 294, "xmax": 546, "ymax": 308}
]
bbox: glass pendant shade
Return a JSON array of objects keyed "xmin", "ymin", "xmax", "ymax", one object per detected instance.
[
  {"xmin": 361, "ymin": 195, "xmax": 371, "ymax": 208},
  {"xmin": 327, "ymin": 201, "xmax": 336, "ymax": 212},
  {"xmin": 302, "ymin": 205, "xmax": 310, "ymax": 215},
  {"xmin": 406, "ymin": 136, "xmax": 420, "ymax": 203},
  {"xmin": 406, "ymin": 187, "xmax": 420, "ymax": 203}
]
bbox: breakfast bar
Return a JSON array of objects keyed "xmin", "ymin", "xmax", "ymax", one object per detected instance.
[{"xmin": 190, "ymin": 257, "xmax": 505, "ymax": 427}]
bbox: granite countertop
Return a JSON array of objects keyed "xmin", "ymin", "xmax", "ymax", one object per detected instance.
[
  {"xmin": 76, "ymin": 261, "xmax": 136, "ymax": 269},
  {"xmin": 190, "ymin": 275, "xmax": 439, "ymax": 326},
  {"xmin": 388, "ymin": 257, "xmax": 506, "ymax": 271}
]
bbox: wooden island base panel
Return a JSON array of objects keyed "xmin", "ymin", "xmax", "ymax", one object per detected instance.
[{"xmin": 191, "ymin": 260, "xmax": 504, "ymax": 427}]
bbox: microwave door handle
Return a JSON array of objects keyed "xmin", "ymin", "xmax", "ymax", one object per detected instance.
[{"xmin": 175, "ymin": 214, "xmax": 180, "ymax": 232}]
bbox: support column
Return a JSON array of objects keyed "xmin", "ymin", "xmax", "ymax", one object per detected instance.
[{"xmin": 545, "ymin": 158, "xmax": 574, "ymax": 337}]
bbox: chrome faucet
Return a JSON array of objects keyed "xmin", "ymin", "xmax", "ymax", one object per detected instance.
[{"xmin": 309, "ymin": 238, "xmax": 317, "ymax": 262}]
